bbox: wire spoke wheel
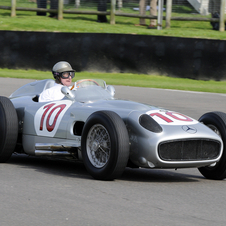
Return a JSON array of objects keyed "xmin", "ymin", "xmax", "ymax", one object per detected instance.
[
  {"xmin": 0, "ymin": 96, "xmax": 18, "ymax": 162},
  {"xmin": 198, "ymin": 111, "xmax": 226, "ymax": 180},
  {"xmin": 207, "ymin": 124, "xmax": 221, "ymax": 137},
  {"xmin": 87, "ymin": 124, "xmax": 110, "ymax": 168},
  {"xmin": 81, "ymin": 111, "xmax": 129, "ymax": 180}
]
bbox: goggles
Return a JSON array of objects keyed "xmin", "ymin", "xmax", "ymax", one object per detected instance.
[{"xmin": 60, "ymin": 71, "xmax": 75, "ymax": 79}]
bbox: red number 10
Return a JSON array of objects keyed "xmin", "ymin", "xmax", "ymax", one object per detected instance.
[
  {"xmin": 40, "ymin": 103, "xmax": 66, "ymax": 132},
  {"xmin": 150, "ymin": 112, "xmax": 193, "ymax": 123}
]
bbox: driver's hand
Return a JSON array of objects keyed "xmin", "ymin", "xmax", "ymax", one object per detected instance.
[{"xmin": 70, "ymin": 82, "xmax": 77, "ymax": 90}]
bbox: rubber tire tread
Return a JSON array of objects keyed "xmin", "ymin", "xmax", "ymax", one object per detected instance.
[
  {"xmin": 81, "ymin": 110, "xmax": 129, "ymax": 180},
  {"xmin": 198, "ymin": 111, "xmax": 226, "ymax": 180},
  {"xmin": 0, "ymin": 96, "xmax": 18, "ymax": 162}
]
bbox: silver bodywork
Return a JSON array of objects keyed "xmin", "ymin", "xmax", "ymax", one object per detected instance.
[{"xmin": 10, "ymin": 79, "xmax": 223, "ymax": 169}]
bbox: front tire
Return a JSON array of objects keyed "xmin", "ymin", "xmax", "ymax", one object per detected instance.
[
  {"xmin": 0, "ymin": 96, "xmax": 18, "ymax": 162},
  {"xmin": 81, "ymin": 111, "xmax": 129, "ymax": 180},
  {"xmin": 198, "ymin": 111, "xmax": 226, "ymax": 180}
]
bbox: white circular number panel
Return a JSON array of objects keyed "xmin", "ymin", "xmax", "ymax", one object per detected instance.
[{"xmin": 34, "ymin": 100, "xmax": 72, "ymax": 137}]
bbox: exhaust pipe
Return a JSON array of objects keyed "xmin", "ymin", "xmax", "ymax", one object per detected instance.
[{"xmin": 35, "ymin": 143, "xmax": 73, "ymax": 156}]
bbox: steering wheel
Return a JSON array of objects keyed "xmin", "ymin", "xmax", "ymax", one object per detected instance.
[{"xmin": 76, "ymin": 79, "xmax": 100, "ymax": 88}]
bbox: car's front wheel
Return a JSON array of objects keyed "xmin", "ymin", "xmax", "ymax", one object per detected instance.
[
  {"xmin": 198, "ymin": 111, "xmax": 226, "ymax": 180},
  {"xmin": 0, "ymin": 96, "xmax": 18, "ymax": 162},
  {"xmin": 81, "ymin": 111, "xmax": 129, "ymax": 180}
]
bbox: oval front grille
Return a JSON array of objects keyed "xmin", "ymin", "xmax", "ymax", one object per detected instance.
[{"xmin": 158, "ymin": 139, "xmax": 221, "ymax": 161}]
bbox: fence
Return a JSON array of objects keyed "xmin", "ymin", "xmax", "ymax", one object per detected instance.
[{"xmin": 0, "ymin": 0, "xmax": 225, "ymax": 31}]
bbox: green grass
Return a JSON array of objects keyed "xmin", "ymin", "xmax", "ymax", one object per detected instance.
[
  {"xmin": 1, "ymin": 68, "xmax": 226, "ymax": 94},
  {"xmin": 0, "ymin": 5, "xmax": 226, "ymax": 40}
]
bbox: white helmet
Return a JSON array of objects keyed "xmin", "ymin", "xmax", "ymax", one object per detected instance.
[{"xmin": 52, "ymin": 61, "xmax": 75, "ymax": 79}]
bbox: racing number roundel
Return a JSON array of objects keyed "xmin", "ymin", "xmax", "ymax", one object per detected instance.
[
  {"xmin": 34, "ymin": 100, "xmax": 72, "ymax": 137},
  {"xmin": 147, "ymin": 110, "xmax": 196, "ymax": 125}
]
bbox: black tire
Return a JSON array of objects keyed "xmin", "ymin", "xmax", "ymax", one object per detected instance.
[
  {"xmin": 81, "ymin": 111, "xmax": 129, "ymax": 180},
  {"xmin": 198, "ymin": 111, "xmax": 226, "ymax": 180},
  {"xmin": 0, "ymin": 96, "xmax": 18, "ymax": 162}
]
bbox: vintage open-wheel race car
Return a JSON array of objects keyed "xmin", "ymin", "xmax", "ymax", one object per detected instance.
[{"xmin": 0, "ymin": 78, "xmax": 225, "ymax": 180}]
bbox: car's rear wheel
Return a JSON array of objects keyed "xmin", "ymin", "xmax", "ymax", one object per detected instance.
[
  {"xmin": 198, "ymin": 111, "xmax": 226, "ymax": 180},
  {"xmin": 0, "ymin": 96, "xmax": 18, "ymax": 162},
  {"xmin": 81, "ymin": 111, "xmax": 129, "ymax": 180}
]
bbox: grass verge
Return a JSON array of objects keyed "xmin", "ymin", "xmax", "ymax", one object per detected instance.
[
  {"xmin": 1, "ymin": 68, "xmax": 226, "ymax": 94},
  {"xmin": 0, "ymin": 7, "xmax": 226, "ymax": 40}
]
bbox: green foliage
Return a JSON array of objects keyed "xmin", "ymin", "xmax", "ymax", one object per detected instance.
[{"xmin": 1, "ymin": 68, "xmax": 226, "ymax": 94}]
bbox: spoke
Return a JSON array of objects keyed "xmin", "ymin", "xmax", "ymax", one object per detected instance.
[
  {"xmin": 87, "ymin": 124, "xmax": 111, "ymax": 168},
  {"xmin": 99, "ymin": 145, "xmax": 109, "ymax": 157}
]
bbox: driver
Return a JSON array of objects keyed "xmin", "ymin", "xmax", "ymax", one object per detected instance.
[{"xmin": 39, "ymin": 61, "xmax": 75, "ymax": 102}]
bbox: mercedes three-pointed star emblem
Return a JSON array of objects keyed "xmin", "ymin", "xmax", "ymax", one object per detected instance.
[{"xmin": 182, "ymin": 125, "xmax": 197, "ymax": 134}]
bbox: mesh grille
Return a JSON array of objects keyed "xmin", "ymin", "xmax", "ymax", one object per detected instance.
[{"xmin": 158, "ymin": 139, "xmax": 221, "ymax": 161}]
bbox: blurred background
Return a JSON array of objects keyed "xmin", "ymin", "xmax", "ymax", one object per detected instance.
[{"xmin": 0, "ymin": 0, "xmax": 219, "ymax": 18}]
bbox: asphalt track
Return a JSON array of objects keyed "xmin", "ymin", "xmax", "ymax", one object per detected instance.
[{"xmin": 0, "ymin": 77, "xmax": 226, "ymax": 226}]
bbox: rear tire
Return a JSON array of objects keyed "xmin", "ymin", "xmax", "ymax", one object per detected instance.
[
  {"xmin": 198, "ymin": 112, "xmax": 226, "ymax": 180},
  {"xmin": 81, "ymin": 111, "xmax": 129, "ymax": 180},
  {"xmin": 0, "ymin": 96, "xmax": 18, "ymax": 162}
]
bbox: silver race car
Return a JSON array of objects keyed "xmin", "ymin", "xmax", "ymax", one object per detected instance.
[{"xmin": 0, "ymin": 79, "xmax": 225, "ymax": 180}]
